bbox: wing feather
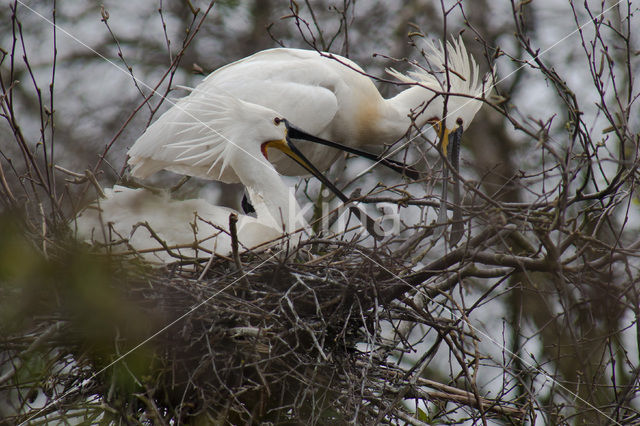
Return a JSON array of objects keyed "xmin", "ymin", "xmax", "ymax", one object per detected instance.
[
  {"xmin": 128, "ymin": 48, "xmax": 356, "ymax": 179},
  {"xmin": 128, "ymin": 90, "xmax": 244, "ymax": 182}
]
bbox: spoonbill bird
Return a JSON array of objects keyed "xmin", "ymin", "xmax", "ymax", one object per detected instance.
[
  {"xmin": 127, "ymin": 37, "xmax": 492, "ymax": 245},
  {"xmin": 75, "ymin": 93, "xmax": 383, "ymax": 263}
]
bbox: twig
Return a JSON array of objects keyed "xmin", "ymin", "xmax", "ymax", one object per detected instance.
[{"xmin": 229, "ymin": 212, "xmax": 250, "ymax": 287}]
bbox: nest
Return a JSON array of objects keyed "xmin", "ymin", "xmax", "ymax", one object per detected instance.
[
  {"xmin": 126, "ymin": 240, "xmax": 390, "ymax": 423},
  {"xmin": 0, "ymin": 213, "xmax": 527, "ymax": 424}
]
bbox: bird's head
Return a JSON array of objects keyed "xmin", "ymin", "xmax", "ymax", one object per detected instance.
[
  {"xmin": 260, "ymin": 117, "xmax": 386, "ymax": 240},
  {"xmin": 427, "ymin": 116, "xmax": 464, "ymax": 159},
  {"xmin": 260, "ymin": 117, "xmax": 349, "ymax": 203},
  {"xmin": 259, "ymin": 117, "xmax": 311, "ymax": 167},
  {"xmin": 387, "ymin": 36, "xmax": 494, "ymax": 155},
  {"xmin": 232, "ymin": 107, "xmax": 328, "ymax": 183}
]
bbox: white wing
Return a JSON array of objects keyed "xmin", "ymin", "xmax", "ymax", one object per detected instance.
[
  {"xmin": 128, "ymin": 90, "xmax": 252, "ymax": 182},
  {"xmin": 128, "ymin": 47, "xmax": 384, "ymax": 179},
  {"xmin": 74, "ymin": 186, "xmax": 285, "ymax": 263},
  {"xmin": 200, "ymin": 48, "xmax": 378, "ymax": 173},
  {"xmin": 203, "ymin": 48, "xmax": 367, "ymax": 136}
]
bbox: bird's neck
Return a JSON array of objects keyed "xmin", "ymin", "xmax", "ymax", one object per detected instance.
[
  {"xmin": 237, "ymin": 161, "xmax": 308, "ymax": 233},
  {"xmin": 249, "ymin": 184, "xmax": 307, "ymax": 233},
  {"xmin": 386, "ymin": 86, "xmax": 440, "ymax": 130}
]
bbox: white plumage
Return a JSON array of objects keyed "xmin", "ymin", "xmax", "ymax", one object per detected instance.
[
  {"xmin": 386, "ymin": 37, "xmax": 490, "ymax": 131},
  {"xmin": 74, "ymin": 185, "xmax": 299, "ymax": 264},
  {"xmin": 76, "ymin": 38, "xmax": 493, "ymax": 261},
  {"xmin": 128, "ymin": 37, "xmax": 493, "ymax": 179},
  {"xmin": 75, "ymin": 96, "xmax": 309, "ymax": 263}
]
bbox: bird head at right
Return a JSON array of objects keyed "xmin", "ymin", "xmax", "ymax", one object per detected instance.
[
  {"xmin": 427, "ymin": 116, "xmax": 464, "ymax": 160},
  {"xmin": 386, "ymin": 36, "xmax": 494, "ymax": 155}
]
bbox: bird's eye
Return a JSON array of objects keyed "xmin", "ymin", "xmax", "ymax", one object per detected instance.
[
  {"xmin": 456, "ymin": 117, "xmax": 463, "ymax": 126},
  {"xmin": 274, "ymin": 117, "xmax": 283, "ymax": 125}
]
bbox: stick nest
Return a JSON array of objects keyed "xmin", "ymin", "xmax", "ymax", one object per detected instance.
[{"xmin": 7, "ymin": 226, "xmax": 491, "ymax": 425}]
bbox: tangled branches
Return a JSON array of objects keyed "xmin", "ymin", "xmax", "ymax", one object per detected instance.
[
  {"xmin": 1, "ymin": 226, "xmax": 529, "ymax": 424},
  {"xmin": 1, "ymin": 0, "xmax": 639, "ymax": 425}
]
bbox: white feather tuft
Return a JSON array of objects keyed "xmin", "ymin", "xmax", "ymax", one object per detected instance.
[{"xmin": 387, "ymin": 36, "xmax": 493, "ymax": 98}]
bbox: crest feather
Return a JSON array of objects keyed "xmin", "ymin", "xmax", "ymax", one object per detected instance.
[{"xmin": 386, "ymin": 36, "xmax": 493, "ymax": 98}]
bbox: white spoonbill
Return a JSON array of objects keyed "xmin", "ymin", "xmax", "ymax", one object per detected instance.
[
  {"xmin": 128, "ymin": 37, "xmax": 492, "ymax": 180},
  {"xmin": 75, "ymin": 93, "xmax": 382, "ymax": 264},
  {"xmin": 127, "ymin": 37, "xmax": 493, "ymax": 245}
]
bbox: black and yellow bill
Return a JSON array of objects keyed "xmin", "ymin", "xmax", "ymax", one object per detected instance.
[
  {"xmin": 277, "ymin": 118, "xmax": 421, "ymax": 180},
  {"xmin": 262, "ymin": 129, "xmax": 385, "ymax": 241},
  {"xmin": 434, "ymin": 121, "xmax": 465, "ymax": 247}
]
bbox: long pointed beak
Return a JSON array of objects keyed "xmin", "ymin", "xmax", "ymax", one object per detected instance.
[
  {"xmin": 447, "ymin": 126, "xmax": 464, "ymax": 246},
  {"xmin": 281, "ymin": 119, "xmax": 421, "ymax": 180},
  {"xmin": 263, "ymin": 136, "xmax": 385, "ymax": 241},
  {"xmin": 434, "ymin": 124, "xmax": 464, "ymax": 246},
  {"xmin": 446, "ymin": 126, "xmax": 463, "ymax": 168}
]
